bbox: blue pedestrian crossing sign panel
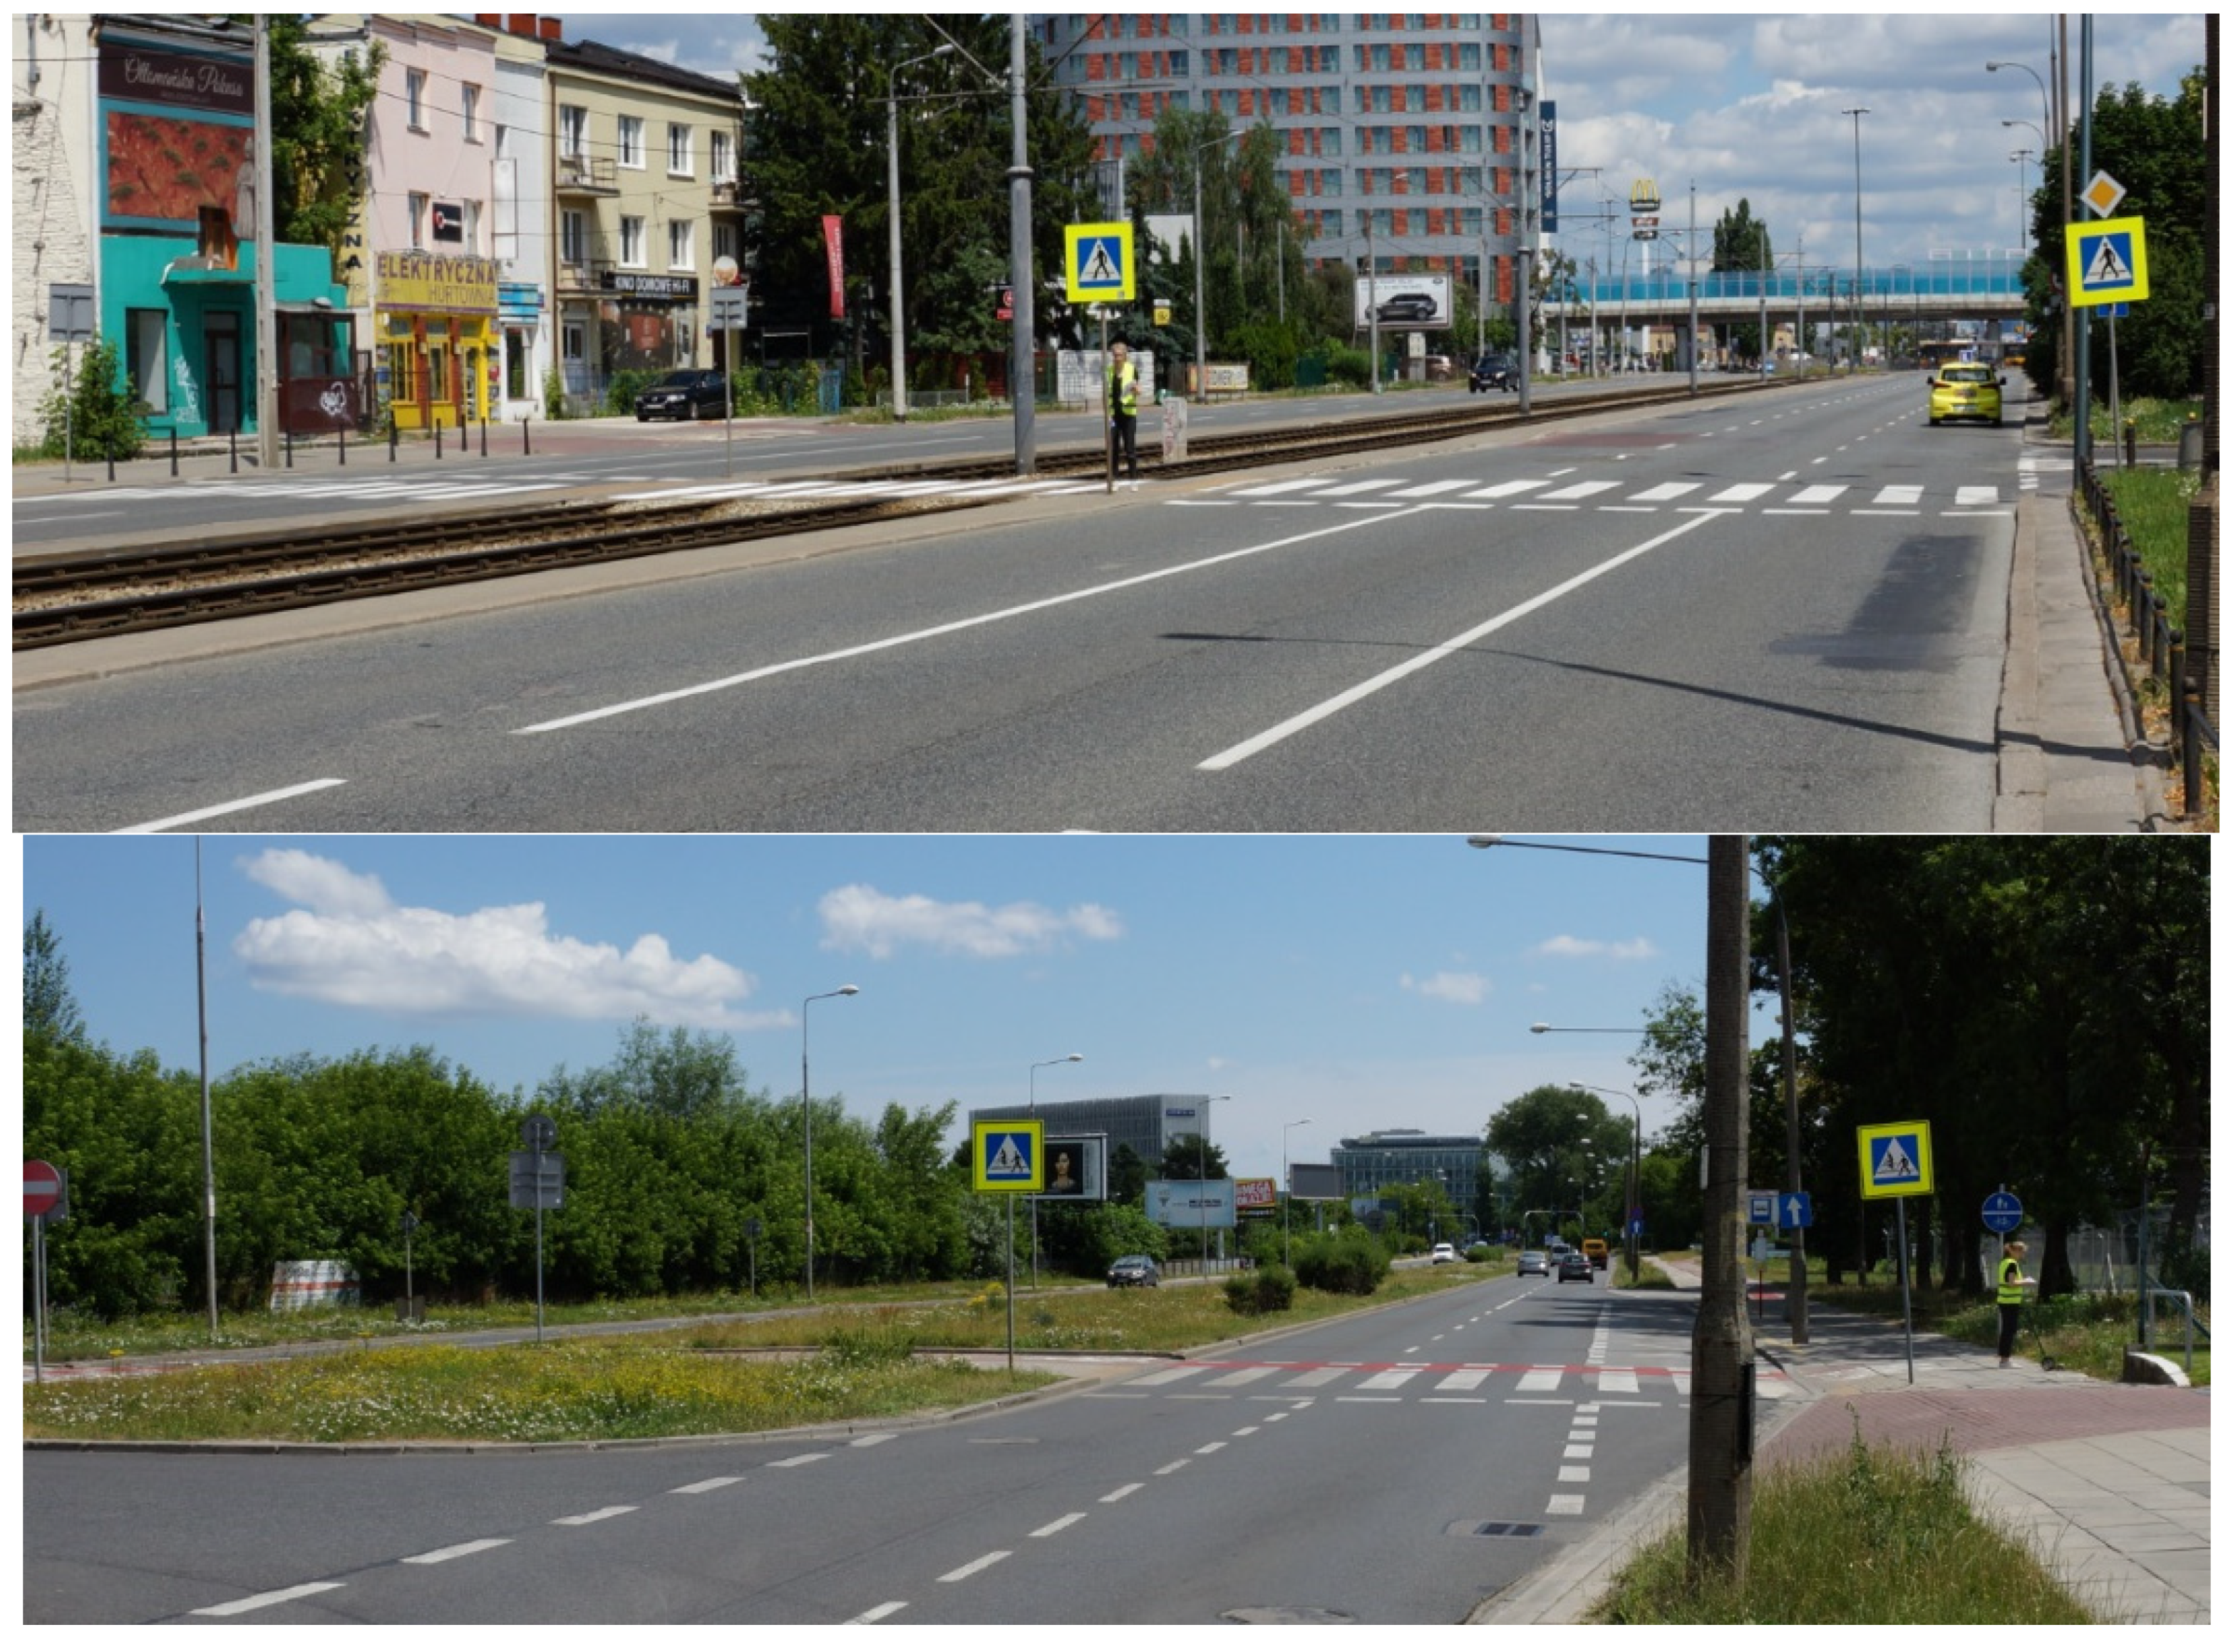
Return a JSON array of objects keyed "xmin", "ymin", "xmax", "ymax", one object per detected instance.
[
  {"xmin": 2064, "ymin": 216, "xmax": 2149, "ymax": 307},
  {"xmin": 1065, "ymin": 222, "xmax": 1135, "ymax": 304},
  {"xmin": 971, "ymin": 1119, "xmax": 1044, "ymax": 1193},
  {"xmin": 1981, "ymin": 1190, "xmax": 2025, "ymax": 1234},
  {"xmin": 1857, "ymin": 1120, "xmax": 1934, "ymax": 1199}
]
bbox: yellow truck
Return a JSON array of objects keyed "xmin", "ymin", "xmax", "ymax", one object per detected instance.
[{"xmin": 1582, "ymin": 1238, "xmax": 1609, "ymax": 1271}]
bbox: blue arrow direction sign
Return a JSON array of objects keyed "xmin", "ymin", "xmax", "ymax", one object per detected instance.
[
  {"xmin": 1778, "ymin": 1191, "xmax": 1814, "ymax": 1230},
  {"xmin": 1981, "ymin": 1190, "xmax": 2025, "ymax": 1234}
]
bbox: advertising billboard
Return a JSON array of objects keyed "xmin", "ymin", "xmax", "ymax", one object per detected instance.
[
  {"xmin": 1147, "ymin": 1179, "xmax": 1235, "ymax": 1230},
  {"xmin": 1031, "ymin": 1135, "xmax": 1106, "ymax": 1202},
  {"xmin": 1354, "ymin": 274, "xmax": 1453, "ymax": 330}
]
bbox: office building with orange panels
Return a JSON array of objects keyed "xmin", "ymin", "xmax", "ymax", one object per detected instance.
[{"xmin": 1034, "ymin": 14, "xmax": 1540, "ymax": 309}]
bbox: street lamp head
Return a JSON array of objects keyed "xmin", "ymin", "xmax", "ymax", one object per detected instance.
[
  {"xmin": 837, "ymin": 984, "xmax": 860, "ymax": 997},
  {"xmin": 1530, "ymin": 1022, "xmax": 1551, "ymax": 1034}
]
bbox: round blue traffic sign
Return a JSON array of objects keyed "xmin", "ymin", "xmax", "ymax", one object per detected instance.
[{"xmin": 1981, "ymin": 1190, "xmax": 2024, "ymax": 1234}]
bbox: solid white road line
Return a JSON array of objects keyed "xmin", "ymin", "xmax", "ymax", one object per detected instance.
[
  {"xmin": 117, "ymin": 778, "xmax": 349, "ymax": 834},
  {"xmin": 516, "ymin": 510, "xmax": 1427, "ymax": 734},
  {"xmin": 1197, "ymin": 512, "xmax": 1723, "ymax": 771}
]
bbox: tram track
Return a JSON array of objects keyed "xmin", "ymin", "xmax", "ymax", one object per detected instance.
[{"xmin": 14, "ymin": 376, "xmax": 1778, "ymax": 651}]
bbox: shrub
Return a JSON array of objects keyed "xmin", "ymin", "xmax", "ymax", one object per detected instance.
[
  {"xmin": 1321, "ymin": 344, "xmax": 1373, "ymax": 388},
  {"xmin": 1291, "ymin": 1229, "xmax": 1389, "ymax": 1296},
  {"xmin": 40, "ymin": 335, "xmax": 147, "ymax": 461},
  {"xmin": 542, "ymin": 365, "xmax": 568, "ymax": 421},
  {"xmin": 1223, "ymin": 1264, "xmax": 1296, "ymax": 1316},
  {"xmin": 819, "ymin": 1318, "xmax": 917, "ymax": 1368}
]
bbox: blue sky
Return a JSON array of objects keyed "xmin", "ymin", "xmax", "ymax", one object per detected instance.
[
  {"xmin": 20, "ymin": 835, "xmax": 1731, "ymax": 1179},
  {"xmin": 564, "ymin": 10, "xmax": 2204, "ymax": 273}
]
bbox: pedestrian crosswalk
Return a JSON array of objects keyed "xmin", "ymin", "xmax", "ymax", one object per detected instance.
[
  {"xmin": 1090, "ymin": 1357, "xmax": 1798, "ymax": 1405},
  {"xmin": 1202, "ymin": 473, "xmax": 2016, "ymax": 515}
]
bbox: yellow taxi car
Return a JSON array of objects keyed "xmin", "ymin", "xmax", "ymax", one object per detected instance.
[{"xmin": 1927, "ymin": 362, "xmax": 2005, "ymax": 427}]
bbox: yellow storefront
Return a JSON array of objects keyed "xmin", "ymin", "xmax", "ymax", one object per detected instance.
[{"xmin": 376, "ymin": 251, "xmax": 498, "ymax": 433}]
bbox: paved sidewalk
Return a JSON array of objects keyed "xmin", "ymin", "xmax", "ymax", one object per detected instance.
[
  {"xmin": 1994, "ymin": 429, "xmax": 2167, "ymax": 830},
  {"xmin": 1476, "ymin": 1260, "xmax": 2209, "ymax": 1625}
]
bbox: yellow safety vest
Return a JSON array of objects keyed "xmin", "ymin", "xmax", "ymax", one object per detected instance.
[
  {"xmin": 1111, "ymin": 361, "xmax": 1138, "ymax": 416},
  {"xmin": 1997, "ymin": 1256, "xmax": 2026, "ymax": 1305}
]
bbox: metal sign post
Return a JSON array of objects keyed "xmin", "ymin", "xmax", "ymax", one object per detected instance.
[
  {"xmin": 512, "ymin": 1114, "xmax": 562, "ymax": 1342},
  {"xmin": 47, "ymin": 284, "xmax": 95, "ymax": 483},
  {"xmin": 710, "ymin": 282, "xmax": 748, "ymax": 480},
  {"xmin": 26, "ymin": 1160, "xmax": 68, "ymax": 1383},
  {"xmin": 1857, "ymin": 1120, "xmax": 1934, "ymax": 1383}
]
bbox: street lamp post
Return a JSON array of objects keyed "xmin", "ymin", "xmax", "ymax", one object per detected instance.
[
  {"xmin": 1190, "ymin": 131, "xmax": 1242, "ymax": 403},
  {"xmin": 1202, "ymin": 1095, "xmax": 1229, "ymax": 1274},
  {"xmin": 1576, "ymin": 1083, "xmax": 1644, "ymax": 1280},
  {"xmin": 1028, "ymin": 1053, "xmax": 1082, "ymax": 1289},
  {"xmin": 1988, "ymin": 58, "xmax": 2066, "ymax": 406},
  {"xmin": 801, "ymin": 986, "xmax": 860, "ymax": 1301},
  {"xmin": 2007, "ymin": 149, "xmax": 2034, "ymax": 262},
  {"xmin": 885, "ymin": 45, "xmax": 955, "ymax": 423},
  {"xmin": 1841, "ymin": 108, "xmax": 1870, "ymax": 375},
  {"xmin": 1283, "ymin": 1117, "xmax": 1311, "ymax": 1267}
]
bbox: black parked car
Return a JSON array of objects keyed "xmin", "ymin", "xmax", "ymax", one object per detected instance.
[
  {"xmin": 634, "ymin": 368, "xmax": 729, "ymax": 422},
  {"xmin": 1107, "ymin": 1254, "xmax": 1161, "ymax": 1288},
  {"xmin": 1469, "ymin": 353, "xmax": 1515, "ymax": 393}
]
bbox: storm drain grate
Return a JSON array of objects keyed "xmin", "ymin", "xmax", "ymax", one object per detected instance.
[{"xmin": 1473, "ymin": 1522, "xmax": 1547, "ymax": 1539}]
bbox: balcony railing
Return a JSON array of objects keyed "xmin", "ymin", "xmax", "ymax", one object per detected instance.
[{"xmin": 556, "ymin": 153, "xmax": 619, "ymax": 195}]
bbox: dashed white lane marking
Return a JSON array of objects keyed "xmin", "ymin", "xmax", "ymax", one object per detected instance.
[
  {"xmin": 1101, "ymin": 1482, "xmax": 1145, "ymax": 1503},
  {"xmin": 671, "ymin": 1477, "xmax": 742, "ymax": 1494},
  {"xmin": 403, "ymin": 1538, "xmax": 512, "ymax": 1565},
  {"xmin": 1031, "ymin": 1512, "xmax": 1090, "ymax": 1538},
  {"xmin": 937, "ymin": 1551, "xmax": 1011, "ymax": 1582},
  {"xmin": 850, "ymin": 1602, "xmax": 909, "ymax": 1623},
  {"xmin": 192, "ymin": 1581, "xmax": 346, "ymax": 1616},
  {"xmin": 552, "ymin": 1505, "xmax": 636, "ymax": 1526},
  {"xmin": 118, "ymin": 778, "xmax": 348, "ymax": 834}
]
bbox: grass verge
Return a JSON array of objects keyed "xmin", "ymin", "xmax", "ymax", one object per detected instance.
[
  {"xmin": 21, "ymin": 1336, "xmax": 1056, "ymax": 1445},
  {"xmin": 1587, "ymin": 1428, "xmax": 2098, "ymax": 1623}
]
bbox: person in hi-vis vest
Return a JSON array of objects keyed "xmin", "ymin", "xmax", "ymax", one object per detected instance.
[
  {"xmin": 1995, "ymin": 1239, "xmax": 2036, "ymax": 1367},
  {"xmin": 1108, "ymin": 341, "xmax": 1140, "ymax": 478}
]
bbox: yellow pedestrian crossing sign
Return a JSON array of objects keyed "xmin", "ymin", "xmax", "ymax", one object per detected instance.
[
  {"xmin": 1065, "ymin": 222, "xmax": 1135, "ymax": 304},
  {"xmin": 2065, "ymin": 216, "xmax": 2149, "ymax": 307},
  {"xmin": 1857, "ymin": 1120, "xmax": 1934, "ymax": 1199},
  {"xmin": 972, "ymin": 1120, "xmax": 1044, "ymax": 1192}
]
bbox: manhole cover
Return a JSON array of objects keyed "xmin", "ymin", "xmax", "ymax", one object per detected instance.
[{"xmin": 1222, "ymin": 1608, "xmax": 1358, "ymax": 1625}]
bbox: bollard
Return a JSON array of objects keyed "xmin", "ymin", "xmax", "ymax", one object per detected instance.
[
  {"xmin": 285, "ymin": 427, "xmax": 294, "ymax": 469},
  {"xmin": 107, "ymin": 443, "xmax": 115, "ymax": 484},
  {"xmin": 435, "ymin": 420, "xmax": 443, "ymax": 460},
  {"xmin": 339, "ymin": 423, "xmax": 346, "ymax": 466},
  {"xmin": 2123, "ymin": 420, "xmax": 2138, "ymax": 470},
  {"xmin": 2150, "ymin": 592, "xmax": 2170, "ymax": 684},
  {"xmin": 522, "ymin": 415, "xmax": 531, "ymax": 458},
  {"xmin": 170, "ymin": 428, "xmax": 180, "ymax": 478},
  {"xmin": 480, "ymin": 415, "xmax": 488, "ymax": 459},
  {"xmin": 390, "ymin": 421, "xmax": 398, "ymax": 463},
  {"xmin": 229, "ymin": 428, "xmax": 238, "ymax": 474}
]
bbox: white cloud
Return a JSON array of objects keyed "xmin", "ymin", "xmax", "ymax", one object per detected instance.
[
  {"xmin": 232, "ymin": 850, "xmax": 768, "ymax": 1028},
  {"xmin": 1401, "ymin": 969, "xmax": 1492, "ymax": 1006},
  {"xmin": 1532, "ymin": 935, "xmax": 1660, "ymax": 962},
  {"xmin": 817, "ymin": 883, "xmax": 1125, "ymax": 961}
]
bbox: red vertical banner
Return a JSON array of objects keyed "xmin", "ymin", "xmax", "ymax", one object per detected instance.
[{"xmin": 822, "ymin": 215, "xmax": 845, "ymax": 319}]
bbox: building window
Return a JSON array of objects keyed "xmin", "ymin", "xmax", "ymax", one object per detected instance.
[
  {"xmin": 462, "ymin": 83, "xmax": 480, "ymax": 142},
  {"xmin": 712, "ymin": 221, "xmax": 737, "ymax": 263},
  {"xmin": 406, "ymin": 68, "xmax": 427, "ymax": 130},
  {"xmin": 619, "ymin": 115, "xmax": 644, "ymax": 169},
  {"xmin": 667, "ymin": 123, "xmax": 692, "ymax": 176},
  {"xmin": 620, "ymin": 215, "xmax": 646, "ymax": 267},
  {"xmin": 408, "ymin": 192, "xmax": 428, "ymax": 249},
  {"xmin": 559, "ymin": 105, "xmax": 587, "ymax": 160},
  {"xmin": 126, "ymin": 308, "xmax": 169, "ymax": 414},
  {"xmin": 561, "ymin": 209, "xmax": 586, "ymax": 267},
  {"xmin": 463, "ymin": 200, "xmax": 481, "ymax": 254},
  {"xmin": 668, "ymin": 218, "xmax": 693, "ymax": 269}
]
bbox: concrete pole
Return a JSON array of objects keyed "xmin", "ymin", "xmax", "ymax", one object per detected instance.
[{"xmin": 1008, "ymin": 19, "xmax": 1034, "ymax": 474}]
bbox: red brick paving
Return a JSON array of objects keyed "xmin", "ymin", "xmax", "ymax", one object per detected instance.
[{"xmin": 1760, "ymin": 1386, "xmax": 2211, "ymax": 1469}]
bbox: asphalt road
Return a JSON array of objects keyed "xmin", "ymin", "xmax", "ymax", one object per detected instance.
[
  {"xmin": 23, "ymin": 1269, "xmax": 1746, "ymax": 1625},
  {"xmin": 14, "ymin": 373, "xmax": 2034, "ymax": 830}
]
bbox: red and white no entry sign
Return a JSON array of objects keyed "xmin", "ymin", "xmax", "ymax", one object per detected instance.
[{"xmin": 24, "ymin": 1159, "xmax": 62, "ymax": 1217}]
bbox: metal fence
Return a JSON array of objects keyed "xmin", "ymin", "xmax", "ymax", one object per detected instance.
[{"xmin": 2075, "ymin": 458, "xmax": 2219, "ymax": 814}]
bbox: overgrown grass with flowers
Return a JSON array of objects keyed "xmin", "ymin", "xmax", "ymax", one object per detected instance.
[{"xmin": 23, "ymin": 1335, "xmax": 1053, "ymax": 1445}]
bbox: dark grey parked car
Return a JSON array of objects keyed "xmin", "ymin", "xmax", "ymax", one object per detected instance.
[
  {"xmin": 1106, "ymin": 1254, "xmax": 1161, "ymax": 1288},
  {"xmin": 1469, "ymin": 353, "xmax": 1515, "ymax": 393},
  {"xmin": 634, "ymin": 368, "xmax": 729, "ymax": 421}
]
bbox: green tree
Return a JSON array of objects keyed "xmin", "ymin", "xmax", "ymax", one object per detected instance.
[
  {"xmin": 1487, "ymin": 1085, "xmax": 1614, "ymax": 1230},
  {"xmin": 1710, "ymin": 199, "xmax": 1773, "ymax": 362},
  {"xmin": 261, "ymin": 15, "xmax": 385, "ymax": 256},
  {"xmin": 2021, "ymin": 71, "xmax": 2207, "ymax": 401},
  {"xmin": 23, "ymin": 910, "xmax": 86, "ymax": 1047}
]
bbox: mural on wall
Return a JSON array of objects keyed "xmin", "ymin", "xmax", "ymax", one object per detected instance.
[{"xmin": 105, "ymin": 112, "xmax": 252, "ymax": 229}]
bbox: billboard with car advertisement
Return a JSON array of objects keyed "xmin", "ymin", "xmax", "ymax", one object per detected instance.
[{"xmin": 1354, "ymin": 274, "xmax": 1453, "ymax": 330}]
